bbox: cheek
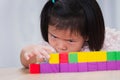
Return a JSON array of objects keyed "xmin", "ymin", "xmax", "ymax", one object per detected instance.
[
  {"xmin": 48, "ymin": 35, "xmax": 56, "ymax": 47},
  {"xmin": 69, "ymin": 41, "xmax": 84, "ymax": 52}
]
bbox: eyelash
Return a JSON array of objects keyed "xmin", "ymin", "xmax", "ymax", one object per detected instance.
[
  {"xmin": 51, "ymin": 34, "xmax": 57, "ymax": 38},
  {"xmin": 68, "ymin": 40, "xmax": 74, "ymax": 43}
]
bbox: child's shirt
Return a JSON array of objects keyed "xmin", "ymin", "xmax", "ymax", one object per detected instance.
[{"xmin": 81, "ymin": 27, "xmax": 120, "ymax": 51}]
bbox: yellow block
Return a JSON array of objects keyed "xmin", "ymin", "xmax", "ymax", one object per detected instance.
[
  {"xmin": 87, "ymin": 51, "xmax": 107, "ymax": 62},
  {"xmin": 49, "ymin": 53, "xmax": 59, "ymax": 64},
  {"xmin": 78, "ymin": 51, "xmax": 107, "ymax": 63},
  {"xmin": 78, "ymin": 52, "xmax": 88, "ymax": 63},
  {"xmin": 94, "ymin": 51, "xmax": 107, "ymax": 62}
]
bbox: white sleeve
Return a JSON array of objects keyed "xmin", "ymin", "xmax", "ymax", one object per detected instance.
[
  {"xmin": 102, "ymin": 27, "xmax": 120, "ymax": 51},
  {"xmin": 38, "ymin": 41, "xmax": 56, "ymax": 52}
]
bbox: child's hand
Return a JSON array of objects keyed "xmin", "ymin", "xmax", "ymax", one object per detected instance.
[{"xmin": 21, "ymin": 44, "xmax": 56, "ymax": 62}]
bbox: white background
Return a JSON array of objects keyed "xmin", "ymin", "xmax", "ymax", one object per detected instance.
[{"xmin": 0, "ymin": 0, "xmax": 120, "ymax": 68}]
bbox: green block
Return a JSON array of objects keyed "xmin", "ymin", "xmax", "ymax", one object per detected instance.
[
  {"xmin": 107, "ymin": 51, "xmax": 116, "ymax": 61},
  {"xmin": 68, "ymin": 52, "xmax": 78, "ymax": 63},
  {"xmin": 116, "ymin": 51, "xmax": 120, "ymax": 60}
]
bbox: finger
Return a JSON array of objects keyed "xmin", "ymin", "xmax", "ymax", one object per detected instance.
[
  {"xmin": 24, "ymin": 52, "xmax": 30, "ymax": 60},
  {"xmin": 37, "ymin": 48, "xmax": 50, "ymax": 59},
  {"xmin": 32, "ymin": 49, "xmax": 43, "ymax": 58}
]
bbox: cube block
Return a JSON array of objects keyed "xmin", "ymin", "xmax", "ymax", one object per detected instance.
[
  {"xmin": 116, "ymin": 61, "xmax": 120, "ymax": 70},
  {"xmin": 107, "ymin": 51, "xmax": 116, "ymax": 61},
  {"xmin": 69, "ymin": 63, "xmax": 78, "ymax": 72},
  {"xmin": 60, "ymin": 63, "xmax": 69, "ymax": 72},
  {"xmin": 59, "ymin": 52, "xmax": 68, "ymax": 63},
  {"xmin": 88, "ymin": 62, "xmax": 98, "ymax": 71},
  {"xmin": 29, "ymin": 64, "xmax": 40, "ymax": 74},
  {"xmin": 78, "ymin": 52, "xmax": 88, "ymax": 63},
  {"xmin": 97, "ymin": 62, "xmax": 107, "ymax": 71},
  {"xmin": 116, "ymin": 51, "xmax": 120, "ymax": 60},
  {"xmin": 49, "ymin": 53, "xmax": 59, "ymax": 64},
  {"xmin": 69, "ymin": 52, "xmax": 78, "ymax": 63},
  {"xmin": 78, "ymin": 63, "xmax": 88, "ymax": 72},
  {"xmin": 94, "ymin": 51, "xmax": 107, "ymax": 62},
  {"xmin": 107, "ymin": 61, "xmax": 117, "ymax": 70},
  {"xmin": 40, "ymin": 63, "xmax": 59, "ymax": 73}
]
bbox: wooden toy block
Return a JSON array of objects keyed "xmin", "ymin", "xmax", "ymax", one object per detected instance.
[
  {"xmin": 97, "ymin": 62, "xmax": 107, "ymax": 71},
  {"xmin": 88, "ymin": 62, "xmax": 98, "ymax": 71},
  {"xmin": 86, "ymin": 52, "xmax": 97, "ymax": 62},
  {"xmin": 69, "ymin": 63, "xmax": 78, "ymax": 72},
  {"xmin": 94, "ymin": 51, "xmax": 107, "ymax": 62},
  {"xmin": 29, "ymin": 51, "xmax": 120, "ymax": 74},
  {"xmin": 116, "ymin": 51, "xmax": 120, "ymax": 60},
  {"xmin": 78, "ymin": 52, "xmax": 88, "ymax": 63},
  {"xmin": 29, "ymin": 64, "xmax": 40, "ymax": 74},
  {"xmin": 107, "ymin": 51, "xmax": 117, "ymax": 61},
  {"xmin": 78, "ymin": 63, "xmax": 88, "ymax": 72},
  {"xmin": 107, "ymin": 61, "xmax": 117, "ymax": 70},
  {"xmin": 87, "ymin": 51, "xmax": 107, "ymax": 62},
  {"xmin": 116, "ymin": 61, "xmax": 120, "ymax": 70},
  {"xmin": 59, "ymin": 52, "xmax": 68, "ymax": 63},
  {"xmin": 68, "ymin": 52, "xmax": 78, "ymax": 63},
  {"xmin": 49, "ymin": 53, "xmax": 59, "ymax": 64},
  {"xmin": 60, "ymin": 63, "xmax": 69, "ymax": 72},
  {"xmin": 40, "ymin": 63, "xmax": 59, "ymax": 73}
]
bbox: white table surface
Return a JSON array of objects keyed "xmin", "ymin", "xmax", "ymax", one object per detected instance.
[{"xmin": 0, "ymin": 68, "xmax": 120, "ymax": 80}]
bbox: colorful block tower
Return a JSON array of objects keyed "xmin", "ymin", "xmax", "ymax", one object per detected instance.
[{"xmin": 29, "ymin": 51, "xmax": 120, "ymax": 74}]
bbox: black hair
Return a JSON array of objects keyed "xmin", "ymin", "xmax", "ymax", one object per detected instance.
[{"xmin": 40, "ymin": 0, "xmax": 105, "ymax": 51}]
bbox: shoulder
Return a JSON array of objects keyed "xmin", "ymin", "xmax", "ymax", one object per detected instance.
[{"xmin": 102, "ymin": 27, "xmax": 120, "ymax": 51}]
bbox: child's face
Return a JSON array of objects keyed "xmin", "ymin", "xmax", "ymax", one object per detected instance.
[{"xmin": 48, "ymin": 25, "xmax": 85, "ymax": 53}]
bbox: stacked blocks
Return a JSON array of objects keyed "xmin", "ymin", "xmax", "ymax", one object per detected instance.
[{"xmin": 29, "ymin": 51, "xmax": 120, "ymax": 74}]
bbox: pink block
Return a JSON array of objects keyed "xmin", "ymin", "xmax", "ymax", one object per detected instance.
[
  {"xmin": 69, "ymin": 63, "xmax": 78, "ymax": 72},
  {"xmin": 88, "ymin": 62, "xmax": 98, "ymax": 71},
  {"xmin": 60, "ymin": 63, "xmax": 69, "ymax": 72},
  {"xmin": 40, "ymin": 63, "xmax": 59, "ymax": 73},
  {"xmin": 107, "ymin": 61, "xmax": 117, "ymax": 70},
  {"xmin": 97, "ymin": 62, "xmax": 107, "ymax": 71},
  {"xmin": 78, "ymin": 63, "xmax": 88, "ymax": 72},
  {"xmin": 116, "ymin": 61, "xmax": 120, "ymax": 70}
]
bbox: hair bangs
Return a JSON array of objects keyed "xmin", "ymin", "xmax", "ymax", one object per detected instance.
[{"xmin": 49, "ymin": 15, "xmax": 86, "ymax": 36}]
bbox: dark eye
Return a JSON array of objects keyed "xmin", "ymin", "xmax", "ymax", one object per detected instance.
[{"xmin": 68, "ymin": 40, "xmax": 74, "ymax": 42}]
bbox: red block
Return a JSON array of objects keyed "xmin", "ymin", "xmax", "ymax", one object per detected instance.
[
  {"xmin": 29, "ymin": 64, "xmax": 40, "ymax": 74},
  {"xmin": 59, "ymin": 52, "xmax": 68, "ymax": 63}
]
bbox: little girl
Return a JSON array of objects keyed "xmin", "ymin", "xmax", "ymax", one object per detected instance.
[{"xmin": 20, "ymin": 0, "xmax": 120, "ymax": 68}]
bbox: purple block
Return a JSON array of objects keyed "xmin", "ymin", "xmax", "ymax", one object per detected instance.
[
  {"xmin": 88, "ymin": 62, "xmax": 98, "ymax": 71},
  {"xmin": 40, "ymin": 63, "xmax": 59, "ymax": 73},
  {"xmin": 69, "ymin": 63, "xmax": 78, "ymax": 72},
  {"xmin": 116, "ymin": 61, "xmax": 120, "ymax": 70},
  {"xmin": 78, "ymin": 63, "xmax": 88, "ymax": 72},
  {"xmin": 107, "ymin": 61, "xmax": 117, "ymax": 70},
  {"xmin": 60, "ymin": 63, "xmax": 69, "ymax": 72},
  {"xmin": 97, "ymin": 62, "xmax": 107, "ymax": 71}
]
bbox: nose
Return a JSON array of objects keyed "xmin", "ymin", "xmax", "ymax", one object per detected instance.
[{"xmin": 56, "ymin": 41, "xmax": 67, "ymax": 52}]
